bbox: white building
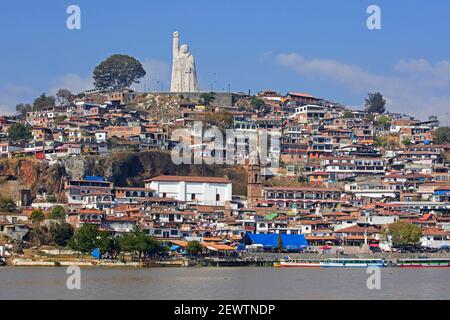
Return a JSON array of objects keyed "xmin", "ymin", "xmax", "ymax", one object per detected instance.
[
  {"xmin": 420, "ymin": 229, "xmax": 450, "ymax": 248},
  {"xmin": 345, "ymin": 182, "xmax": 398, "ymax": 199},
  {"xmin": 145, "ymin": 175, "xmax": 232, "ymax": 206},
  {"xmin": 366, "ymin": 213, "xmax": 399, "ymax": 226}
]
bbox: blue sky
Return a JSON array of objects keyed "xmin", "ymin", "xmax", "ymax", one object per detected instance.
[{"xmin": 1, "ymin": 0, "xmax": 450, "ymax": 121}]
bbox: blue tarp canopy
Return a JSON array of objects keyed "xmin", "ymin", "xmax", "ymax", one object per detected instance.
[
  {"xmin": 170, "ymin": 245, "xmax": 181, "ymax": 251},
  {"xmin": 85, "ymin": 175, "xmax": 106, "ymax": 181},
  {"xmin": 242, "ymin": 233, "xmax": 309, "ymax": 250}
]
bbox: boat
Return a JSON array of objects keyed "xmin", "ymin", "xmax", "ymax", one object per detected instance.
[
  {"xmin": 274, "ymin": 258, "xmax": 322, "ymax": 268},
  {"xmin": 396, "ymin": 258, "xmax": 450, "ymax": 268},
  {"xmin": 275, "ymin": 258, "xmax": 386, "ymax": 268},
  {"xmin": 320, "ymin": 258, "xmax": 386, "ymax": 268}
]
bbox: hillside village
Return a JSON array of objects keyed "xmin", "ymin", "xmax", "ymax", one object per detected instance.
[{"xmin": 1, "ymin": 86, "xmax": 450, "ymax": 260}]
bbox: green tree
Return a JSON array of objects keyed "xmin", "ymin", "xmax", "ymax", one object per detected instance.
[
  {"xmin": 118, "ymin": 226, "xmax": 161, "ymax": 259},
  {"xmin": 56, "ymin": 89, "xmax": 73, "ymax": 105},
  {"xmin": 33, "ymin": 93, "xmax": 56, "ymax": 111},
  {"xmin": 365, "ymin": 92, "xmax": 386, "ymax": 114},
  {"xmin": 200, "ymin": 92, "xmax": 216, "ymax": 106},
  {"xmin": 7, "ymin": 123, "xmax": 32, "ymax": 142},
  {"xmin": 68, "ymin": 223, "xmax": 103, "ymax": 254},
  {"xmin": 376, "ymin": 115, "xmax": 391, "ymax": 130},
  {"xmin": 96, "ymin": 233, "xmax": 120, "ymax": 259},
  {"xmin": 385, "ymin": 221, "xmax": 422, "ymax": 247},
  {"xmin": 30, "ymin": 209, "xmax": 45, "ymax": 223},
  {"xmin": 15, "ymin": 103, "xmax": 32, "ymax": 117},
  {"xmin": 0, "ymin": 197, "xmax": 17, "ymax": 212},
  {"xmin": 433, "ymin": 127, "xmax": 450, "ymax": 144},
  {"xmin": 49, "ymin": 222, "xmax": 74, "ymax": 246},
  {"xmin": 402, "ymin": 137, "xmax": 412, "ymax": 147},
  {"xmin": 93, "ymin": 54, "xmax": 146, "ymax": 91},
  {"xmin": 343, "ymin": 110, "xmax": 354, "ymax": 118},
  {"xmin": 203, "ymin": 110, "xmax": 233, "ymax": 131},
  {"xmin": 186, "ymin": 240, "xmax": 202, "ymax": 256},
  {"xmin": 46, "ymin": 194, "xmax": 57, "ymax": 203},
  {"xmin": 277, "ymin": 234, "xmax": 283, "ymax": 253},
  {"xmin": 250, "ymin": 96, "xmax": 265, "ymax": 111},
  {"xmin": 49, "ymin": 205, "xmax": 66, "ymax": 220},
  {"xmin": 30, "ymin": 225, "xmax": 50, "ymax": 246}
]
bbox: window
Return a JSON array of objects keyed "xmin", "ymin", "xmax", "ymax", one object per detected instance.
[
  {"xmin": 216, "ymin": 194, "xmax": 220, "ymax": 202},
  {"xmin": 162, "ymin": 193, "xmax": 166, "ymax": 198},
  {"xmin": 191, "ymin": 194, "xmax": 196, "ymax": 200},
  {"xmin": 170, "ymin": 230, "xmax": 178, "ymax": 235}
]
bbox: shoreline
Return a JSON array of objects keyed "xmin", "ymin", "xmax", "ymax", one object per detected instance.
[{"xmin": 5, "ymin": 252, "xmax": 450, "ymax": 268}]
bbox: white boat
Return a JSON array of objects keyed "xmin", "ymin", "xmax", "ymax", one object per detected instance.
[
  {"xmin": 275, "ymin": 259, "xmax": 322, "ymax": 268},
  {"xmin": 275, "ymin": 258, "xmax": 386, "ymax": 268},
  {"xmin": 321, "ymin": 258, "xmax": 386, "ymax": 268}
]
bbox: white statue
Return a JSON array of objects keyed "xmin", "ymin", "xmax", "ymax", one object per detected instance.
[{"xmin": 170, "ymin": 31, "xmax": 199, "ymax": 92}]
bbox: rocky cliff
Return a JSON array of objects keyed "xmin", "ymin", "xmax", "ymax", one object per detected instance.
[{"xmin": 0, "ymin": 152, "xmax": 248, "ymax": 200}]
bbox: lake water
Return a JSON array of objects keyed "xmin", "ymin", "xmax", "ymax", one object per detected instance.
[{"xmin": 0, "ymin": 267, "xmax": 449, "ymax": 300}]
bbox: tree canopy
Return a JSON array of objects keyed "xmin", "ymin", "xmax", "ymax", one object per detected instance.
[
  {"xmin": 250, "ymin": 96, "xmax": 266, "ymax": 111},
  {"xmin": 199, "ymin": 92, "xmax": 216, "ymax": 106},
  {"xmin": 49, "ymin": 222, "xmax": 74, "ymax": 246},
  {"xmin": 69, "ymin": 223, "xmax": 105, "ymax": 254},
  {"xmin": 343, "ymin": 110, "xmax": 354, "ymax": 119},
  {"xmin": 7, "ymin": 122, "xmax": 32, "ymax": 142},
  {"xmin": 202, "ymin": 110, "xmax": 234, "ymax": 131},
  {"xmin": 186, "ymin": 240, "xmax": 202, "ymax": 256},
  {"xmin": 433, "ymin": 127, "xmax": 450, "ymax": 144},
  {"xmin": 385, "ymin": 221, "xmax": 422, "ymax": 247},
  {"xmin": 15, "ymin": 103, "xmax": 32, "ymax": 117},
  {"xmin": 33, "ymin": 93, "xmax": 56, "ymax": 111},
  {"xmin": 30, "ymin": 209, "xmax": 45, "ymax": 223},
  {"xmin": 0, "ymin": 197, "xmax": 17, "ymax": 212},
  {"xmin": 50, "ymin": 205, "xmax": 66, "ymax": 220},
  {"xmin": 277, "ymin": 234, "xmax": 283, "ymax": 252},
  {"xmin": 376, "ymin": 115, "xmax": 391, "ymax": 130},
  {"xmin": 56, "ymin": 89, "xmax": 73, "ymax": 105},
  {"xmin": 93, "ymin": 54, "xmax": 146, "ymax": 92},
  {"xmin": 365, "ymin": 92, "xmax": 386, "ymax": 114},
  {"xmin": 118, "ymin": 225, "xmax": 161, "ymax": 258}
]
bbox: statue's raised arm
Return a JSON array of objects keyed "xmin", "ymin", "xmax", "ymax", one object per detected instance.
[{"xmin": 173, "ymin": 31, "xmax": 180, "ymax": 58}]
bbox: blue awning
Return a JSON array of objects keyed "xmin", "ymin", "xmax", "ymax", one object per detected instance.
[{"xmin": 242, "ymin": 233, "xmax": 309, "ymax": 250}]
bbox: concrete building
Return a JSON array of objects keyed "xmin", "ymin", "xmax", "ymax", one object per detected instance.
[{"xmin": 145, "ymin": 175, "xmax": 232, "ymax": 206}]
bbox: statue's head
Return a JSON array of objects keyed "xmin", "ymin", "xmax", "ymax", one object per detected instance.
[{"xmin": 180, "ymin": 44, "xmax": 189, "ymax": 54}]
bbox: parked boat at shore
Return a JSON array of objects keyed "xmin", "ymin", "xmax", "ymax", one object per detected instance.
[
  {"xmin": 275, "ymin": 258, "xmax": 386, "ymax": 268},
  {"xmin": 274, "ymin": 259, "xmax": 321, "ymax": 268},
  {"xmin": 396, "ymin": 258, "xmax": 450, "ymax": 268}
]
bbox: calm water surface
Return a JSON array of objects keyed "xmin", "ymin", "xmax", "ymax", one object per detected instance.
[{"xmin": 0, "ymin": 267, "xmax": 449, "ymax": 300}]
